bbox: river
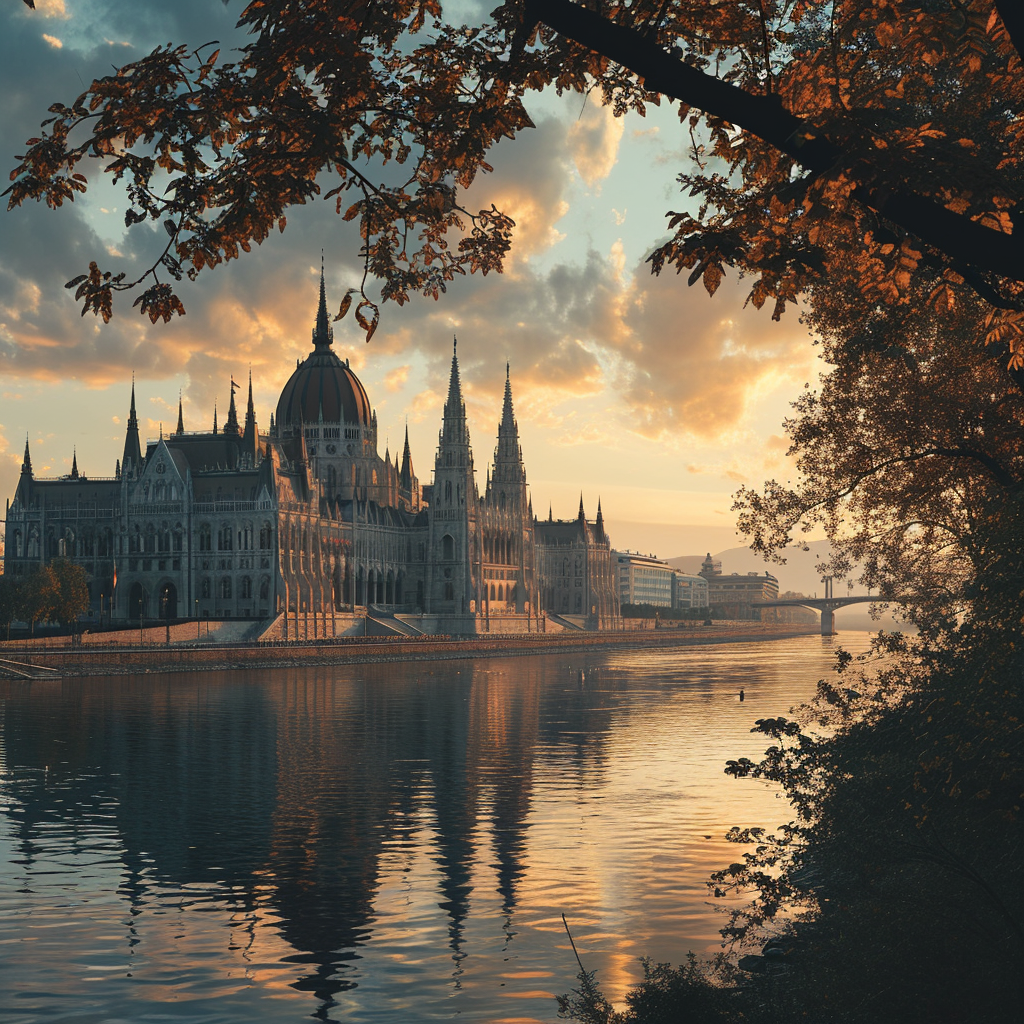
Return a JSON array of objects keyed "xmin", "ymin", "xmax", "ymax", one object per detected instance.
[{"xmin": 0, "ymin": 633, "xmax": 877, "ymax": 1023}]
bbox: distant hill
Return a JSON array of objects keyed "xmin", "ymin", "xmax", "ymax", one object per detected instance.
[{"xmin": 668, "ymin": 540, "xmax": 911, "ymax": 632}]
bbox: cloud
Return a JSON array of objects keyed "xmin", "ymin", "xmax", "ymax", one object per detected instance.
[
  {"xmin": 41, "ymin": 34, "xmax": 62, "ymax": 49},
  {"xmin": 384, "ymin": 365, "xmax": 410, "ymax": 392},
  {"xmin": 568, "ymin": 99, "xmax": 625, "ymax": 188}
]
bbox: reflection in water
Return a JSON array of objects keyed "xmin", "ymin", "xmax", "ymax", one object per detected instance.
[{"xmin": 0, "ymin": 635, "xmax": 875, "ymax": 1023}]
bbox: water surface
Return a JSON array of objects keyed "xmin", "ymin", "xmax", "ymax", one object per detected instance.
[{"xmin": 0, "ymin": 634, "xmax": 875, "ymax": 1023}]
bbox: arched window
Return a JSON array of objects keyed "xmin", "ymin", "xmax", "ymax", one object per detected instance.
[
  {"xmin": 442, "ymin": 534, "xmax": 454, "ymax": 560},
  {"xmin": 497, "ymin": 584, "xmax": 504, "ymax": 602},
  {"xmin": 259, "ymin": 523, "xmax": 272, "ymax": 549},
  {"xmin": 444, "ymin": 581, "xmax": 454, "ymax": 601},
  {"xmin": 172, "ymin": 527, "xmax": 183, "ymax": 552},
  {"xmin": 240, "ymin": 577, "xmax": 253, "ymax": 599},
  {"xmin": 220, "ymin": 577, "xmax": 232, "ymax": 599},
  {"xmin": 218, "ymin": 524, "xmax": 233, "ymax": 550},
  {"xmin": 158, "ymin": 529, "xmax": 171, "ymax": 553},
  {"xmin": 490, "ymin": 583, "xmax": 495, "ymax": 601},
  {"xmin": 201, "ymin": 578, "xmax": 211, "ymax": 599},
  {"xmin": 260, "ymin": 577, "xmax": 270, "ymax": 600},
  {"xmin": 199, "ymin": 524, "xmax": 212, "ymax": 551},
  {"xmin": 445, "ymin": 480, "xmax": 453, "ymax": 503},
  {"xmin": 144, "ymin": 528, "xmax": 156, "ymax": 554}
]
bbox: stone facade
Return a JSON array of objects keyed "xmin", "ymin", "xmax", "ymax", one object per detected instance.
[{"xmin": 4, "ymin": 271, "xmax": 620, "ymax": 635}]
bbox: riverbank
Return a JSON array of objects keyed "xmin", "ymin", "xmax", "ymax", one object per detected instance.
[{"xmin": 0, "ymin": 622, "xmax": 822, "ymax": 679}]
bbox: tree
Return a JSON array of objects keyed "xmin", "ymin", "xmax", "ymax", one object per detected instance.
[
  {"xmin": 0, "ymin": 574, "xmax": 21, "ymax": 640},
  {"xmin": 8, "ymin": 1, "xmax": 1024, "ymax": 366},
  {"xmin": 47, "ymin": 558, "xmax": 90, "ymax": 634},
  {"xmin": 19, "ymin": 565, "xmax": 55, "ymax": 636}
]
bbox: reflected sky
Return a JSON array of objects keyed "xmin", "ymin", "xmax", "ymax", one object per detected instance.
[{"xmin": 0, "ymin": 635, "xmax": 876, "ymax": 1023}]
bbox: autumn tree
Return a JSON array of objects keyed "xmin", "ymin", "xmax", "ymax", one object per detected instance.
[
  {"xmin": 8, "ymin": 1, "xmax": 1024, "ymax": 366},
  {"xmin": 0, "ymin": 574, "xmax": 21, "ymax": 641},
  {"xmin": 47, "ymin": 558, "xmax": 90, "ymax": 634},
  {"xmin": 19, "ymin": 565, "xmax": 55, "ymax": 636}
]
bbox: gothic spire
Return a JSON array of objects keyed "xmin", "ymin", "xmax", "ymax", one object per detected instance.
[
  {"xmin": 312, "ymin": 252, "xmax": 334, "ymax": 349},
  {"xmin": 213, "ymin": 400, "xmax": 218, "ymax": 433},
  {"xmin": 224, "ymin": 378, "xmax": 240, "ymax": 435},
  {"xmin": 70, "ymin": 448, "xmax": 79, "ymax": 479},
  {"xmin": 595, "ymin": 496, "xmax": 605, "ymax": 539},
  {"xmin": 400, "ymin": 422, "xmax": 414, "ymax": 488},
  {"xmin": 242, "ymin": 367, "xmax": 258, "ymax": 457},
  {"xmin": 578, "ymin": 493, "xmax": 586, "ymax": 522},
  {"xmin": 121, "ymin": 377, "xmax": 142, "ymax": 477},
  {"xmin": 493, "ymin": 361, "xmax": 524, "ymax": 483},
  {"xmin": 176, "ymin": 392, "xmax": 185, "ymax": 434},
  {"xmin": 440, "ymin": 336, "xmax": 469, "ymax": 447},
  {"xmin": 21, "ymin": 435, "xmax": 32, "ymax": 477}
]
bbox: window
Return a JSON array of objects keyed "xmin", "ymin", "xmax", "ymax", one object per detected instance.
[
  {"xmin": 259, "ymin": 523, "xmax": 272, "ymax": 549},
  {"xmin": 442, "ymin": 534, "xmax": 454, "ymax": 560},
  {"xmin": 220, "ymin": 578, "xmax": 232, "ymax": 599},
  {"xmin": 444, "ymin": 581, "xmax": 454, "ymax": 601},
  {"xmin": 240, "ymin": 577, "xmax": 253, "ymax": 600},
  {"xmin": 201, "ymin": 578, "xmax": 211, "ymax": 599},
  {"xmin": 199, "ymin": 524, "xmax": 212, "ymax": 551},
  {"xmin": 218, "ymin": 525, "xmax": 233, "ymax": 551}
]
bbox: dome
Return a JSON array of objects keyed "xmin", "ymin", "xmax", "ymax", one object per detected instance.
[
  {"xmin": 276, "ymin": 348, "xmax": 372, "ymax": 429},
  {"xmin": 275, "ymin": 265, "xmax": 373, "ymax": 429}
]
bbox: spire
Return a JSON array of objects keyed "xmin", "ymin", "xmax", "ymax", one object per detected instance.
[
  {"xmin": 548, "ymin": 501, "xmax": 553, "ymax": 522},
  {"xmin": 493, "ymin": 361, "xmax": 524, "ymax": 487},
  {"xmin": 121, "ymin": 377, "xmax": 142, "ymax": 477},
  {"xmin": 242, "ymin": 367, "xmax": 258, "ymax": 457},
  {"xmin": 224, "ymin": 378, "xmax": 240, "ymax": 435},
  {"xmin": 176, "ymin": 392, "xmax": 184, "ymax": 434},
  {"xmin": 596, "ymin": 496, "xmax": 605, "ymax": 539},
  {"xmin": 578, "ymin": 493, "xmax": 586, "ymax": 522},
  {"xmin": 440, "ymin": 335, "xmax": 469, "ymax": 448},
  {"xmin": 213, "ymin": 400, "xmax": 218, "ymax": 433},
  {"xmin": 21, "ymin": 435, "xmax": 32, "ymax": 477},
  {"xmin": 312, "ymin": 252, "xmax": 334, "ymax": 349},
  {"xmin": 400, "ymin": 422, "xmax": 414, "ymax": 488},
  {"xmin": 70, "ymin": 448, "xmax": 79, "ymax": 479}
]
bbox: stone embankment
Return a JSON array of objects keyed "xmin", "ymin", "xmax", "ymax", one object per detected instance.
[{"xmin": 0, "ymin": 623, "xmax": 822, "ymax": 679}]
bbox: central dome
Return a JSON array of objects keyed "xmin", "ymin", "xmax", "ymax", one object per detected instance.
[
  {"xmin": 276, "ymin": 348, "xmax": 372, "ymax": 428},
  {"xmin": 275, "ymin": 268, "xmax": 373, "ymax": 429}
]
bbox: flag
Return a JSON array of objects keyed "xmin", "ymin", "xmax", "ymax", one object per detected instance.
[
  {"xmin": 112, "ymin": 558, "xmax": 118, "ymax": 593},
  {"xmin": 230, "ymin": 378, "xmax": 239, "ymax": 395}
]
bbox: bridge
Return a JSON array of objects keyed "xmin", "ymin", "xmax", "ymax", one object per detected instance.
[{"xmin": 752, "ymin": 577, "xmax": 892, "ymax": 635}]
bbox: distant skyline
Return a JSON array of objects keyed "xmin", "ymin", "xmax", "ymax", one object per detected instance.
[{"xmin": 0, "ymin": 1, "xmax": 820, "ymax": 561}]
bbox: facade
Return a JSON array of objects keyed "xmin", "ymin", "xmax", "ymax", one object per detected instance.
[
  {"xmin": 699, "ymin": 553, "xmax": 779, "ymax": 618},
  {"xmin": 535, "ymin": 499, "xmax": 620, "ymax": 629},
  {"xmin": 614, "ymin": 551, "xmax": 675, "ymax": 608},
  {"xmin": 671, "ymin": 571, "xmax": 708, "ymax": 610},
  {"xmin": 3, "ymin": 270, "xmax": 620, "ymax": 636}
]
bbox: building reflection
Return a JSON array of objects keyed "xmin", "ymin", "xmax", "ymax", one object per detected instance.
[{"xmin": 0, "ymin": 656, "xmax": 623, "ymax": 1021}]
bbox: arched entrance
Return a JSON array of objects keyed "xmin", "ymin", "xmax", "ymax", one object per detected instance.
[{"xmin": 159, "ymin": 581, "xmax": 177, "ymax": 619}]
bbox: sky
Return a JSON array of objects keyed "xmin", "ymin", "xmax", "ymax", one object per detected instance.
[{"xmin": 0, "ymin": 0, "xmax": 823, "ymax": 568}]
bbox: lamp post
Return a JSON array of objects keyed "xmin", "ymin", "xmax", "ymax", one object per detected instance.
[
  {"xmin": 161, "ymin": 591, "xmax": 170, "ymax": 646},
  {"xmin": 195, "ymin": 598, "xmax": 200, "ymax": 639}
]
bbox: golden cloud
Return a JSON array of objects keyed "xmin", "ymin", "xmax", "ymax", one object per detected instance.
[{"xmin": 568, "ymin": 100, "xmax": 625, "ymax": 188}]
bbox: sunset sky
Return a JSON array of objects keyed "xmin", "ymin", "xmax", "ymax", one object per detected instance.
[{"xmin": 0, "ymin": 0, "xmax": 821, "ymax": 560}]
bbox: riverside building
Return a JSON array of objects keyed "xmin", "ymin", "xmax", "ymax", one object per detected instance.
[{"xmin": 3, "ymin": 270, "xmax": 620, "ymax": 636}]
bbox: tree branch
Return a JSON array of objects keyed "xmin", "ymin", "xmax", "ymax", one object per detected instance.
[{"xmin": 529, "ymin": 0, "xmax": 1024, "ymax": 281}]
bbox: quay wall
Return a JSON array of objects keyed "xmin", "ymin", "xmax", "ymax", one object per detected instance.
[{"xmin": 0, "ymin": 623, "xmax": 821, "ymax": 679}]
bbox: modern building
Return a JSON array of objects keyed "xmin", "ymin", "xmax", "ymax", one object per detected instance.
[
  {"xmin": 671, "ymin": 571, "xmax": 708, "ymax": 610},
  {"xmin": 614, "ymin": 551, "xmax": 675, "ymax": 608},
  {"xmin": 699, "ymin": 552, "xmax": 779, "ymax": 618},
  {"xmin": 3, "ymin": 270, "xmax": 620, "ymax": 636}
]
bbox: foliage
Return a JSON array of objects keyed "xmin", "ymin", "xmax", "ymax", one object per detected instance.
[
  {"xmin": 9, "ymin": 1, "xmax": 1024, "ymax": 363},
  {"xmin": 0, "ymin": 574, "xmax": 21, "ymax": 639},
  {"xmin": 47, "ymin": 558, "xmax": 90, "ymax": 630},
  {"xmin": 19, "ymin": 565, "xmax": 55, "ymax": 633}
]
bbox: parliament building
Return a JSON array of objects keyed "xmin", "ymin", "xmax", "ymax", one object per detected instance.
[{"xmin": 3, "ymin": 272, "xmax": 620, "ymax": 636}]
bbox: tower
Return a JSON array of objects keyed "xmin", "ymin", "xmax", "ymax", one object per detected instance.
[
  {"xmin": 427, "ymin": 339, "xmax": 479, "ymax": 618},
  {"xmin": 242, "ymin": 369, "xmax": 259, "ymax": 464},
  {"xmin": 485, "ymin": 364, "xmax": 535, "ymax": 616},
  {"xmin": 121, "ymin": 379, "xmax": 143, "ymax": 478}
]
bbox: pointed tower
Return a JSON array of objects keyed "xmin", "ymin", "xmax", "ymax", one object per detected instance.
[
  {"xmin": 595, "ymin": 496, "xmax": 606, "ymax": 541},
  {"xmin": 486, "ymin": 362, "xmax": 534, "ymax": 615},
  {"xmin": 312, "ymin": 253, "xmax": 334, "ymax": 350},
  {"xmin": 176, "ymin": 393, "xmax": 185, "ymax": 435},
  {"xmin": 213, "ymin": 401, "xmax": 218, "ymax": 434},
  {"xmin": 427, "ymin": 338, "xmax": 480, "ymax": 618},
  {"xmin": 224, "ymin": 379, "xmax": 240, "ymax": 435},
  {"xmin": 21, "ymin": 435, "xmax": 32, "ymax": 479},
  {"xmin": 242, "ymin": 368, "xmax": 259, "ymax": 461},
  {"xmin": 578, "ymin": 493, "xmax": 586, "ymax": 522},
  {"xmin": 121, "ymin": 379, "xmax": 143, "ymax": 478},
  {"xmin": 399, "ymin": 422, "xmax": 418, "ymax": 509},
  {"xmin": 70, "ymin": 448, "xmax": 79, "ymax": 480}
]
